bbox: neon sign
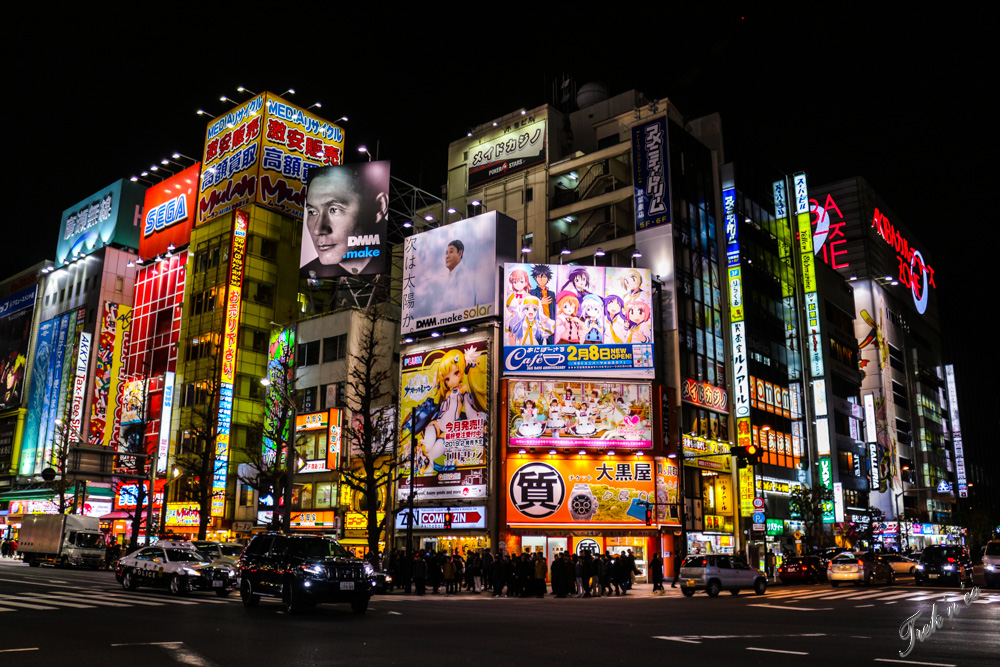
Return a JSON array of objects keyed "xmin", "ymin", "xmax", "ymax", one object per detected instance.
[
  {"xmin": 810, "ymin": 194, "xmax": 849, "ymax": 269},
  {"xmin": 872, "ymin": 207, "xmax": 935, "ymax": 315}
]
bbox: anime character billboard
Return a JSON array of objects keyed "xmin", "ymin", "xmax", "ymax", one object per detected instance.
[
  {"xmin": 502, "ymin": 263, "xmax": 654, "ymax": 377},
  {"xmin": 507, "ymin": 379, "xmax": 652, "ymax": 449},
  {"xmin": 398, "ymin": 340, "xmax": 490, "ymax": 501}
]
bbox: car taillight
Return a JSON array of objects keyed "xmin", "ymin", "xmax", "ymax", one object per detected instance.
[
  {"xmin": 947, "ymin": 557, "xmax": 955, "ymax": 563},
  {"xmin": 858, "ymin": 559, "xmax": 864, "ymax": 567}
]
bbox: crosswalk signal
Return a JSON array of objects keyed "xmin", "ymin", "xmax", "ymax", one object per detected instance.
[
  {"xmin": 745, "ymin": 443, "xmax": 762, "ymax": 465},
  {"xmin": 443, "ymin": 511, "xmax": 453, "ymax": 530},
  {"xmin": 645, "ymin": 507, "xmax": 653, "ymax": 526},
  {"xmin": 731, "ymin": 445, "xmax": 748, "ymax": 469}
]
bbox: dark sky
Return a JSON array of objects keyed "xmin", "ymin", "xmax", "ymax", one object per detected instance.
[{"xmin": 8, "ymin": 7, "xmax": 994, "ymax": 479}]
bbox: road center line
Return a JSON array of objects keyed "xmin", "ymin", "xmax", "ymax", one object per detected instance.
[
  {"xmin": 747, "ymin": 604, "xmax": 833, "ymax": 611},
  {"xmin": 0, "ymin": 648, "xmax": 39, "ymax": 653},
  {"xmin": 873, "ymin": 658, "xmax": 956, "ymax": 667},
  {"xmin": 653, "ymin": 636, "xmax": 702, "ymax": 643}
]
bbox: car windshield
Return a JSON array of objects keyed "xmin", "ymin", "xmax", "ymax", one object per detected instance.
[
  {"xmin": 288, "ymin": 537, "xmax": 351, "ymax": 559},
  {"xmin": 166, "ymin": 549, "xmax": 210, "ymax": 563},
  {"xmin": 220, "ymin": 545, "xmax": 244, "ymax": 558},
  {"xmin": 75, "ymin": 533, "xmax": 105, "ymax": 549},
  {"xmin": 985, "ymin": 543, "xmax": 1000, "ymax": 556},
  {"xmin": 924, "ymin": 547, "xmax": 964, "ymax": 561},
  {"xmin": 832, "ymin": 554, "xmax": 858, "ymax": 563}
]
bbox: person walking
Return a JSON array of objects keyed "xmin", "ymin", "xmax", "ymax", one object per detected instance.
[
  {"xmin": 650, "ymin": 552, "xmax": 664, "ymax": 594},
  {"xmin": 412, "ymin": 552, "xmax": 427, "ymax": 596}
]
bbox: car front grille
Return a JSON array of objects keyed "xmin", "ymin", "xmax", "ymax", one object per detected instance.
[{"xmin": 327, "ymin": 564, "xmax": 364, "ymax": 580}]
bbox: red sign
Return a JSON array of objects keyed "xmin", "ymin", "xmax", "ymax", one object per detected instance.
[
  {"xmin": 139, "ymin": 163, "xmax": 200, "ymax": 258},
  {"xmin": 810, "ymin": 194, "xmax": 850, "ymax": 270},
  {"xmin": 871, "ymin": 207, "xmax": 935, "ymax": 314},
  {"xmin": 681, "ymin": 378, "xmax": 728, "ymax": 413}
]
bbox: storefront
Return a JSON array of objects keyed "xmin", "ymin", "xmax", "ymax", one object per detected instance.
[
  {"xmin": 874, "ymin": 521, "xmax": 967, "ymax": 552},
  {"xmin": 395, "ymin": 506, "xmax": 490, "ymax": 556}
]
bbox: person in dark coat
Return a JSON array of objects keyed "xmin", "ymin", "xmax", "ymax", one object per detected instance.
[
  {"xmin": 412, "ymin": 552, "xmax": 427, "ymax": 595},
  {"xmin": 650, "ymin": 552, "xmax": 664, "ymax": 593},
  {"xmin": 551, "ymin": 553, "xmax": 566, "ymax": 597}
]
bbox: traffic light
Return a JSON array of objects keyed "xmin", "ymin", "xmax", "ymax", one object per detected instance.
[
  {"xmin": 443, "ymin": 511, "xmax": 453, "ymax": 530},
  {"xmin": 745, "ymin": 443, "xmax": 762, "ymax": 465},
  {"xmin": 645, "ymin": 507, "xmax": 653, "ymax": 526},
  {"xmin": 730, "ymin": 445, "xmax": 748, "ymax": 469}
]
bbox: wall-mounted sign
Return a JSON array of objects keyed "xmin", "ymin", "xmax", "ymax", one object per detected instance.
[
  {"xmin": 139, "ymin": 163, "xmax": 199, "ymax": 257},
  {"xmin": 632, "ymin": 116, "xmax": 672, "ymax": 231},
  {"xmin": 165, "ymin": 502, "xmax": 200, "ymax": 527},
  {"xmin": 395, "ymin": 506, "xmax": 486, "ymax": 531},
  {"xmin": 871, "ymin": 207, "xmax": 935, "ymax": 315},
  {"xmin": 468, "ymin": 118, "xmax": 546, "ymax": 188},
  {"xmin": 680, "ymin": 378, "xmax": 728, "ymax": 414}
]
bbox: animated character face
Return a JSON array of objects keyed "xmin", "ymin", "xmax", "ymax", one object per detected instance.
[
  {"xmin": 624, "ymin": 272, "xmax": 642, "ymax": 292},
  {"xmin": 523, "ymin": 302, "xmax": 539, "ymax": 322},
  {"xmin": 607, "ymin": 299, "xmax": 621, "ymax": 317},
  {"xmin": 573, "ymin": 273, "xmax": 589, "ymax": 291},
  {"xmin": 561, "ymin": 299, "xmax": 576, "ymax": 316},
  {"xmin": 584, "ymin": 301, "xmax": 600, "ymax": 319},
  {"xmin": 627, "ymin": 303, "xmax": 649, "ymax": 324},
  {"xmin": 511, "ymin": 274, "xmax": 528, "ymax": 293},
  {"xmin": 534, "ymin": 272, "xmax": 549, "ymax": 289}
]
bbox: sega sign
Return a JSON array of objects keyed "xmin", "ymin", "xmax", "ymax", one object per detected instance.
[
  {"xmin": 138, "ymin": 162, "xmax": 200, "ymax": 258},
  {"xmin": 144, "ymin": 194, "xmax": 188, "ymax": 237}
]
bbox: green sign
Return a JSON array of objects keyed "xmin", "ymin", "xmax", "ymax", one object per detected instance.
[{"xmin": 766, "ymin": 518, "xmax": 784, "ymax": 536}]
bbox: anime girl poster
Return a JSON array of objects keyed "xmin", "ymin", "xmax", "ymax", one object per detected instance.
[{"xmin": 605, "ymin": 267, "xmax": 652, "ymax": 344}]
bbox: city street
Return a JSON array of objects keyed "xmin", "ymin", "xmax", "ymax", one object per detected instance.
[{"xmin": 1, "ymin": 559, "xmax": 997, "ymax": 666}]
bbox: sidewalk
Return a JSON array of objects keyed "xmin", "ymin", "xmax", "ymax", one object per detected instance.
[{"xmin": 380, "ymin": 577, "xmax": 788, "ymax": 599}]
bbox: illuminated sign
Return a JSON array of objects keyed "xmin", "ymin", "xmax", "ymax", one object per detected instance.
[
  {"xmin": 871, "ymin": 207, "xmax": 935, "ymax": 315},
  {"xmin": 401, "ymin": 211, "xmax": 516, "ymax": 335},
  {"xmin": 165, "ymin": 502, "xmax": 200, "ymax": 527},
  {"xmin": 139, "ymin": 163, "xmax": 199, "ymax": 258},
  {"xmin": 290, "ymin": 511, "xmax": 338, "ymax": 528},
  {"xmin": 198, "ymin": 93, "xmax": 345, "ymax": 225},
  {"xmin": 945, "ymin": 365, "xmax": 966, "ymax": 498},
  {"xmin": 818, "ymin": 457, "xmax": 834, "ymax": 524},
  {"xmin": 863, "ymin": 393, "xmax": 877, "ymax": 443},
  {"xmin": 833, "ymin": 482, "xmax": 845, "ymax": 523},
  {"xmin": 632, "ymin": 116, "xmax": 671, "ymax": 231},
  {"xmin": 810, "ymin": 194, "xmax": 850, "ymax": 270},
  {"xmin": 468, "ymin": 118, "xmax": 546, "ymax": 189},
  {"xmin": 869, "ymin": 442, "xmax": 880, "ymax": 490},
  {"xmin": 680, "ymin": 378, "xmax": 728, "ymax": 414},
  {"xmin": 157, "ymin": 372, "xmax": 174, "ymax": 474},
  {"xmin": 212, "ymin": 209, "xmax": 248, "ymax": 517},
  {"xmin": 507, "ymin": 380, "xmax": 653, "ymax": 449},
  {"xmin": 69, "ymin": 332, "xmax": 91, "ymax": 434},
  {"xmin": 726, "ymin": 186, "xmax": 749, "ymax": 422},
  {"xmin": 296, "ymin": 411, "xmax": 328, "ymax": 431},
  {"xmin": 395, "ymin": 506, "xmax": 486, "ymax": 531},
  {"xmin": 739, "ymin": 466, "xmax": 755, "ymax": 517},
  {"xmin": 681, "ymin": 435, "xmax": 732, "ymax": 473},
  {"xmin": 56, "ymin": 179, "xmax": 145, "ymax": 267},
  {"xmin": 327, "ymin": 408, "xmax": 342, "ymax": 471},
  {"xmin": 506, "ymin": 456, "xmax": 655, "ymax": 526}
]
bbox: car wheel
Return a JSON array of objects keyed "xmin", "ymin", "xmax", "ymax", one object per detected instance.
[
  {"xmin": 754, "ymin": 578, "xmax": 767, "ymax": 595},
  {"xmin": 706, "ymin": 580, "xmax": 721, "ymax": 598},
  {"xmin": 681, "ymin": 587, "xmax": 695, "ymax": 597},
  {"xmin": 831, "ymin": 581, "xmax": 840, "ymax": 587},
  {"xmin": 169, "ymin": 575, "xmax": 187, "ymax": 596},
  {"xmin": 909, "ymin": 566, "xmax": 916, "ymax": 575},
  {"xmin": 729, "ymin": 589, "xmax": 740, "ymax": 596},
  {"xmin": 888, "ymin": 571, "xmax": 895, "ymax": 585},
  {"xmin": 351, "ymin": 597, "xmax": 369, "ymax": 614},
  {"xmin": 283, "ymin": 582, "xmax": 309, "ymax": 615},
  {"xmin": 865, "ymin": 572, "xmax": 874, "ymax": 586},
  {"xmin": 240, "ymin": 578, "xmax": 260, "ymax": 607},
  {"xmin": 27, "ymin": 555, "xmax": 40, "ymax": 567},
  {"xmin": 122, "ymin": 569, "xmax": 138, "ymax": 591}
]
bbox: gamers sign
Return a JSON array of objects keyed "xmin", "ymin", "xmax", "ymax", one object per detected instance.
[{"xmin": 872, "ymin": 207, "xmax": 935, "ymax": 315}]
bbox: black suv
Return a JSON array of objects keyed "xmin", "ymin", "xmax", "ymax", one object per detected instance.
[
  {"xmin": 239, "ymin": 533, "xmax": 372, "ymax": 614},
  {"xmin": 914, "ymin": 545, "xmax": 974, "ymax": 587}
]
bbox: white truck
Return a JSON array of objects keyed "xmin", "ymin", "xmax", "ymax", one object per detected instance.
[{"xmin": 18, "ymin": 514, "xmax": 106, "ymax": 568}]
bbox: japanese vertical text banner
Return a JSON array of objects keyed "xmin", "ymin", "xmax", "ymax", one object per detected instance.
[{"xmin": 632, "ymin": 116, "xmax": 671, "ymax": 231}]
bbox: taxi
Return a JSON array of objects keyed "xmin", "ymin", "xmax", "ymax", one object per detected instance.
[{"xmin": 116, "ymin": 540, "xmax": 238, "ymax": 596}]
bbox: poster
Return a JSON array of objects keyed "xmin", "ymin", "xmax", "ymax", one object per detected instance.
[{"xmin": 507, "ymin": 379, "xmax": 652, "ymax": 449}]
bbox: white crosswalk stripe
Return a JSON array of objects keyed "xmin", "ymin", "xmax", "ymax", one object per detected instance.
[
  {"xmin": 0, "ymin": 587, "xmax": 238, "ymax": 614},
  {"xmin": 0, "ymin": 596, "xmax": 61, "ymax": 610},
  {"xmin": 22, "ymin": 592, "xmax": 132, "ymax": 607}
]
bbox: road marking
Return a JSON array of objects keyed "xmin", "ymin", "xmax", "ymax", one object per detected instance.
[
  {"xmin": 747, "ymin": 604, "xmax": 833, "ymax": 611},
  {"xmin": 0, "ymin": 578, "xmax": 84, "ymax": 588},
  {"xmin": 0, "ymin": 648, "xmax": 39, "ymax": 653},
  {"xmin": 653, "ymin": 636, "xmax": 701, "ymax": 643},
  {"xmin": 91, "ymin": 592, "xmax": 166, "ymax": 606},
  {"xmin": 388, "ymin": 611, "xmax": 402, "ymax": 615},
  {"xmin": 855, "ymin": 604, "xmax": 875, "ymax": 607},
  {"xmin": 5, "ymin": 594, "xmax": 95, "ymax": 609},
  {"xmin": 873, "ymin": 659, "xmax": 956, "ymax": 667},
  {"xmin": 22, "ymin": 592, "xmax": 130, "ymax": 607},
  {"xmin": 106, "ymin": 592, "xmax": 199, "ymax": 605},
  {"xmin": 0, "ymin": 597, "xmax": 58, "ymax": 610},
  {"xmin": 747, "ymin": 647, "xmax": 809, "ymax": 655},
  {"xmin": 877, "ymin": 592, "xmax": 929, "ymax": 601}
]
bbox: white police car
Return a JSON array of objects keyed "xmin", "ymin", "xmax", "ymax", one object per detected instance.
[{"xmin": 116, "ymin": 540, "xmax": 238, "ymax": 596}]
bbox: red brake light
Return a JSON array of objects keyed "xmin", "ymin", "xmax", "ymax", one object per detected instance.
[
  {"xmin": 858, "ymin": 559, "xmax": 864, "ymax": 566},
  {"xmin": 947, "ymin": 557, "xmax": 955, "ymax": 563}
]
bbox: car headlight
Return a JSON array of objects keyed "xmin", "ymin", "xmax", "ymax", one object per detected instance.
[
  {"xmin": 915, "ymin": 564, "xmax": 924, "ymax": 570},
  {"xmin": 181, "ymin": 567, "xmax": 201, "ymax": 577},
  {"xmin": 943, "ymin": 565, "xmax": 954, "ymax": 571},
  {"xmin": 364, "ymin": 562, "xmax": 375, "ymax": 576},
  {"xmin": 300, "ymin": 564, "xmax": 327, "ymax": 579}
]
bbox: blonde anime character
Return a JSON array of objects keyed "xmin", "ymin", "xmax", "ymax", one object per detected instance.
[
  {"xmin": 508, "ymin": 295, "xmax": 554, "ymax": 346},
  {"xmin": 618, "ymin": 268, "xmax": 649, "ymax": 301},
  {"xmin": 416, "ymin": 346, "xmax": 488, "ymax": 472}
]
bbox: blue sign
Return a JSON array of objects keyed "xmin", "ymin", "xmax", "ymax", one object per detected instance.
[
  {"xmin": 56, "ymin": 179, "xmax": 146, "ymax": 267},
  {"xmin": 632, "ymin": 117, "xmax": 671, "ymax": 231},
  {"xmin": 503, "ymin": 343, "xmax": 654, "ymax": 376},
  {"xmin": 752, "ymin": 512, "xmax": 766, "ymax": 524}
]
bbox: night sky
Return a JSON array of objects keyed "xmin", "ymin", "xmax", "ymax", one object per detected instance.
[{"xmin": 8, "ymin": 8, "xmax": 994, "ymax": 483}]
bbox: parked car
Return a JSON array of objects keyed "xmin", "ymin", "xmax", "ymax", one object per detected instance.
[
  {"xmin": 880, "ymin": 553, "xmax": 918, "ymax": 575},
  {"xmin": 828, "ymin": 552, "xmax": 895, "ymax": 586},
  {"xmin": 192, "ymin": 541, "xmax": 245, "ymax": 567},
  {"xmin": 983, "ymin": 541, "xmax": 1000, "ymax": 589},
  {"xmin": 678, "ymin": 554, "xmax": 768, "ymax": 597},
  {"xmin": 239, "ymin": 533, "xmax": 372, "ymax": 614},
  {"xmin": 914, "ymin": 545, "xmax": 974, "ymax": 587},
  {"xmin": 777, "ymin": 556, "xmax": 827, "ymax": 584},
  {"xmin": 116, "ymin": 540, "xmax": 238, "ymax": 596}
]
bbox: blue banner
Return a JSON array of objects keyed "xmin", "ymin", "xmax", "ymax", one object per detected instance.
[{"xmin": 504, "ymin": 343, "xmax": 654, "ymax": 375}]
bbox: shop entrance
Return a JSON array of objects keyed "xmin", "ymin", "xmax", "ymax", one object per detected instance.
[{"xmin": 607, "ymin": 537, "xmax": 648, "ymax": 583}]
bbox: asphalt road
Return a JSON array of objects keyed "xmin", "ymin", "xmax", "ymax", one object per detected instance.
[{"xmin": 1, "ymin": 559, "xmax": 997, "ymax": 666}]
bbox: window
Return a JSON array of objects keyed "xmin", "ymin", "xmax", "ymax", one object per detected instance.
[
  {"xmin": 260, "ymin": 238, "xmax": 278, "ymax": 261},
  {"xmin": 322, "ymin": 382, "xmax": 345, "ymax": 409},
  {"xmin": 315, "ymin": 483, "xmax": 335, "ymax": 509},
  {"xmin": 297, "ymin": 386, "xmax": 318, "ymax": 413},
  {"xmin": 298, "ymin": 341, "xmax": 320, "ymax": 366},
  {"xmin": 322, "ymin": 334, "xmax": 347, "ymax": 363},
  {"xmin": 253, "ymin": 282, "xmax": 274, "ymax": 306},
  {"xmin": 239, "ymin": 483, "xmax": 254, "ymax": 507}
]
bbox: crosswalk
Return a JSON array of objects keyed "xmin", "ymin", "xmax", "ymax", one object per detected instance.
[
  {"xmin": 0, "ymin": 586, "xmax": 241, "ymax": 613},
  {"xmin": 744, "ymin": 586, "xmax": 1000, "ymax": 606}
]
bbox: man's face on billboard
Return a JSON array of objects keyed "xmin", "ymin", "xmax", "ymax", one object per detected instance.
[
  {"xmin": 445, "ymin": 244, "xmax": 463, "ymax": 271},
  {"xmin": 305, "ymin": 169, "xmax": 361, "ymax": 265}
]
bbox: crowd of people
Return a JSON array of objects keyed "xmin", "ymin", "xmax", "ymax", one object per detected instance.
[
  {"xmin": 0, "ymin": 537, "xmax": 17, "ymax": 558},
  {"xmin": 380, "ymin": 547, "xmax": 664, "ymax": 597}
]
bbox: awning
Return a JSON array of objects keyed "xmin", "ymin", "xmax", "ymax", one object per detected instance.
[
  {"xmin": 0, "ymin": 486, "xmax": 115, "ymax": 501},
  {"xmin": 100, "ymin": 511, "xmax": 133, "ymax": 521}
]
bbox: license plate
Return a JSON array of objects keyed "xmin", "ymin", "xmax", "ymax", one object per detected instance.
[
  {"xmin": 686, "ymin": 580, "xmax": 696, "ymax": 587},
  {"xmin": 928, "ymin": 574, "xmax": 938, "ymax": 579},
  {"xmin": 212, "ymin": 580, "xmax": 223, "ymax": 587},
  {"xmin": 340, "ymin": 581, "xmax": 355, "ymax": 591}
]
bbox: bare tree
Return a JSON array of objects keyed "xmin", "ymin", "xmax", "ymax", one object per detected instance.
[
  {"xmin": 235, "ymin": 417, "xmax": 294, "ymax": 532},
  {"xmin": 337, "ymin": 303, "xmax": 400, "ymax": 561},
  {"xmin": 789, "ymin": 483, "xmax": 835, "ymax": 550}
]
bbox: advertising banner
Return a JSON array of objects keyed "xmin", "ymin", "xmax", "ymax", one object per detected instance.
[
  {"xmin": 139, "ymin": 163, "xmax": 200, "ymax": 258},
  {"xmin": 398, "ymin": 341, "xmax": 490, "ymax": 501},
  {"xmin": 0, "ymin": 286, "xmax": 36, "ymax": 410},
  {"xmin": 88, "ymin": 303, "xmax": 131, "ymax": 450},
  {"xmin": 501, "ymin": 264, "xmax": 654, "ymax": 377},
  {"xmin": 198, "ymin": 93, "xmax": 346, "ymax": 225},
  {"xmin": 263, "ymin": 325, "xmax": 294, "ymax": 466},
  {"xmin": 56, "ymin": 179, "xmax": 145, "ymax": 267},
  {"xmin": 157, "ymin": 371, "xmax": 174, "ymax": 474},
  {"xmin": 165, "ymin": 502, "xmax": 200, "ymax": 527},
  {"xmin": 395, "ymin": 506, "xmax": 487, "ymax": 531},
  {"xmin": 19, "ymin": 317, "xmax": 55, "ymax": 474},
  {"xmin": 400, "ymin": 211, "xmax": 516, "ymax": 335},
  {"xmin": 681, "ymin": 434, "xmax": 732, "ymax": 473},
  {"xmin": 631, "ymin": 116, "xmax": 672, "ymax": 231},
  {"xmin": 291, "ymin": 511, "xmax": 338, "ymax": 528},
  {"xmin": 0, "ymin": 416, "xmax": 17, "ymax": 472},
  {"xmin": 507, "ymin": 379, "xmax": 652, "ymax": 449},
  {"xmin": 654, "ymin": 457, "xmax": 680, "ymax": 525},
  {"xmin": 327, "ymin": 408, "xmax": 342, "ymax": 471},
  {"xmin": 506, "ymin": 456, "xmax": 655, "ymax": 526},
  {"xmin": 467, "ymin": 119, "xmax": 546, "ymax": 188},
  {"xmin": 300, "ymin": 161, "xmax": 389, "ymax": 278},
  {"xmin": 69, "ymin": 332, "xmax": 90, "ymax": 435}
]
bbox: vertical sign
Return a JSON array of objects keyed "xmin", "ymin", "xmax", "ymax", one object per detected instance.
[
  {"xmin": 631, "ymin": 116, "xmax": 671, "ymax": 231},
  {"xmin": 723, "ymin": 178, "xmax": 751, "ymax": 456},
  {"xmin": 213, "ymin": 209, "xmax": 248, "ymax": 517},
  {"xmin": 795, "ymin": 173, "xmax": 823, "ymax": 379},
  {"xmin": 327, "ymin": 408, "xmax": 342, "ymax": 471},
  {"xmin": 157, "ymin": 371, "xmax": 175, "ymax": 474},
  {"xmin": 944, "ymin": 365, "xmax": 966, "ymax": 498},
  {"xmin": 69, "ymin": 332, "xmax": 91, "ymax": 435},
  {"xmin": 833, "ymin": 481, "xmax": 845, "ymax": 523}
]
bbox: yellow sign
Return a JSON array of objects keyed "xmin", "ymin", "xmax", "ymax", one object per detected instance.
[
  {"xmin": 739, "ymin": 467, "xmax": 755, "ymax": 518},
  {"xmin": 797, "ymin": 211, "xmax": 816, "ymax": 294}
]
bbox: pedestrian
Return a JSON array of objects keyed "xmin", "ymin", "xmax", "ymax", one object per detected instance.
[
  {"xmin": 650, "ymin": 552, "xmax": 664, "ymax": 593},
  {"xmin": 766, "ymin": 549, "xmax": 776, "ymax": 580},
  {"xmin": 443, "ymin": 554, "xmax": 457, "ymax": 595},
  {"xmin": 533, "ymin": 552, "xmax": 547, "ymax": 597},
  {"xmin": 412, "ymin": 552, "xmax": 427, "ymax": 596}
]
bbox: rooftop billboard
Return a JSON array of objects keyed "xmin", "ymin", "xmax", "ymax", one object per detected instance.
[
  {"xmin": 56, "ymin": 179, "xmax": 145, "ymax": 267},
  {"xmin": 139, "ymin": 162, "xmax": 200, "ymax": 258},
  {"xmin": 400, "ymin": 211, "xmax": 516, "ymax": 335}
]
